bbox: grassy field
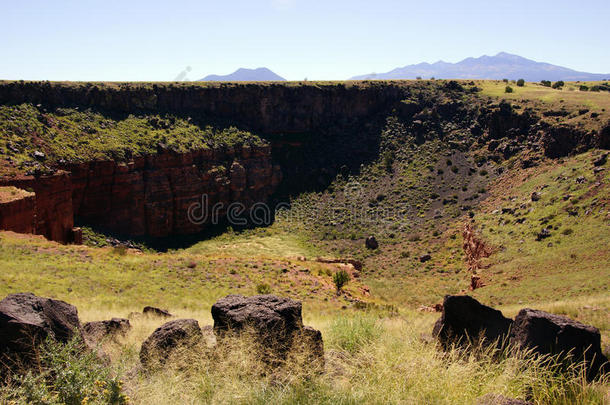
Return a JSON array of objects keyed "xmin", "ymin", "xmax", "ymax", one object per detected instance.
[
  {"xmin": 0, "ymin": 149, "xmax": 608, "ymax": 403},
  {"xmin": 0, "ymin": 81, "xmax": 609, "ymax": 403}
]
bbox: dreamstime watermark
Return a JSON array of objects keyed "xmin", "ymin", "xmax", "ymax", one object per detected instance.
[
  {"xmin": 174, "ymin": 66, "xmax": 193, "ymax": 81},
  {"xmin": 186, "ymin": 181, "xmax": 412, "ymax": 230}
]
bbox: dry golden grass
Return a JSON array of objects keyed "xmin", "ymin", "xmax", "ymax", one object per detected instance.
[{"xmin": 74, "ymin": 306, "xmax": 610, "ymax": 405}]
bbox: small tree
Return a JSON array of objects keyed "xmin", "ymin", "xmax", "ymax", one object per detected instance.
[
  {"xmin": 505, "ymin": 86, "xmax": 513, "ymax": 93},
  {"xmin": 333, "ymin": 269, "xmax": 350, "ymax": 294},
  {"xmin": 540, "ymin": 80, "xmax": 551, "ymax": 87},
  {"xmin": 552, "ymin": 80, "xmax": 565, "ymax": 89},
  {"xmin": 516, "ymin": 78, "xmax": 525, "ymax": 87},
  {"xmin": 579, "ymin": 85, "xmax": 589, "ymax": 91}
]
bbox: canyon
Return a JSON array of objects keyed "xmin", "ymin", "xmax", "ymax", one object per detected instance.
[{"xmin": 0, "ymin": 81, "xmax": 607, "ymax": 244}]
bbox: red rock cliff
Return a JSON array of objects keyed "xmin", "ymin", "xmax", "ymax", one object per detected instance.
[
  {"xmin": 0, "ymin": 187, "xmax": 36, "ymax": 234},
  {"xmin": 0, "ymin": 172, "xmax": 75, "ymax": 242},
  {"xmin": 65, "ymin": 144, "xmax": 281, "ymax": 238}
]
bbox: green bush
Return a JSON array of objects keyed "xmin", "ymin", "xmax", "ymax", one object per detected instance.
[
  {"xmin": 505, "ymin": 86, "xmax": 513, "ymax": 93},
  {"xmin": 256, "ymin": 282, "xmax": 272, "ymax": 294},
  {"xmin": 2, "ymin": 337, "xmax": 128, "ymax": 405},
  {"xmin": 552, "ymin": 81, "xmax": 565, "ymax": 89},
  {"xmin": 540, "ymin": 80, "xmax": 552, "ymax": 87},
  {"xmin": 332, "ymin": 269, "xmax": 350, "ymax": 293},
  {"xmin": 516, "ymin": 79, "xmax": 525, "ymax": 87},
  {"xmin": 579, "ymin": 85, "xmax": 589, "ymax": 91},
  {"xmin": 382, "ymin": 150, "xmax": 395, "ymax": 173}
]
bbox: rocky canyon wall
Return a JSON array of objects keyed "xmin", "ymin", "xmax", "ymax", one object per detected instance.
[
  {"xmin": 65, "ymin": 144, "xmax": 281, "ymax": 238},
  {"xmin": 0, "ymin": 172, "xmax": 75, "ymax": 242}
]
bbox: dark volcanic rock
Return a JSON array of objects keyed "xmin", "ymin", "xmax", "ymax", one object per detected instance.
[
  {"xmin": 140, "ymin": 319, "xmax": 202, "ymax": 367},
  {"xmin": 212, "ymin": 294, "xmax": 303, "ymax": 337},
  {"xmin": 0, "ymin": 293, "xmax": 82, "ymax": 367},
  {"xmin": 530, "ymin": 191, "xmax": 541, "ymax": 202},
  {"xmin": 212, "ymin": 294, "xmax": 323, "ymax": 365},
  {"xmin": 83, "ymin": 318, "xmax": 131, "ymax": 343},
  {"xmin": 143, "ymin": 306, "xmax": 173, "ymax": 318},
  {"xmin": 535, "ymin": 228, "xmax": 551, "ymax": 241},
  {"xmin": 419, "ymin": 254, "xmax": 432, "ymax": 263},
  {"xmin": 365, "ymin": 236, "xmax": 379, "ymax": 250},
  {"xmin": 433, "ymin": 295, "xmax": 512, "ymax": 348},
  {"xmin": 510, "ymin": 309, "xmax": 608, "ymax": 379},
  {"xmin": 593, "ymin": 153, "xmax": 608, "ymax": 167}
]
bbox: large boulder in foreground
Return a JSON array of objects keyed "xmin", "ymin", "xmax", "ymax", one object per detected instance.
[
  {"xmin": 433, "ymin": 295, "xmax": 512, "ymax": 349},
  {"xmin": 511, "ymin": 309, "xmax": 608, "ymax": 379},
  {"xmin": 139, "ymin": 319, "xmax": 202, "ymax": 367},
  {"xmin": 83, "ymin": 318, "xmax": 131, "ymax": 344},
  {"xmin": 0, "ymin": 293, "xmax": 82, "ymax": 367},
  {"xmin": 212, "ymin": 294, "xmax": 323, "ymax": 365}
]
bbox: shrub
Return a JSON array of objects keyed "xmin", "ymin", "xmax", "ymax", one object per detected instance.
[
  {"xmin": 332, "ymin": 269, "xmax": 350, "ymax": 293},
  {"xmin": 505, "ymin": 86, "xmax": 513, "ymax": 93},
  {"xmin": 552, "ymin": 81, "xmax": 565, "ymax": 89},
  {"xmin": 256, "ymin": 282, "xmax": 272, "ymax": 294},
  {"xmin": 502, "ymin": 78, "xmax": 509, "ymax": 83},
  {"xmin": 382, "ymin": 150, "xmax": 395, "ymax": 173},
  {"xmin": 579, "ymin": 85, "xmax": 589, "ymax": 91},
  {"xmin": 2, "ymin": 337, "xmax": 128, "ymax": 405},
  {"xmin": 516, "ymin": 79, "xmax": 525, "ymax": 87},
  {"xmin": 451, "ymin": 166, "xmax": 459, "ymax": 173},
  {"xmin": 540, "ymin": 80, "xmax": 552, "ymax": 87}
]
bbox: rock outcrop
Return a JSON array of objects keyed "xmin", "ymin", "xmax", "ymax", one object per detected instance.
[
  {"xmin": 0, "ymin": 293, "xmax": 82, "ymax": 368},
  {"xmin": 66, "ymin": 145, "xmax": 281, "ymax": 238},
  {"xmin": 83, "ymin": 318, "xmax": 131, "ymax": 343},
  {"xmin": 139, "ymin": 319, "xmax": 203, "ymax": 367},
  {"xmin": 0, "ymin": 172, "xmax": 77, "ymax": 243},
  {"xmin": 462, "ymin": 223, "xmax": 492, "ymax": 272},
  {"xmin": 0, "ymin": 187, "xmax": 36, "ymax": 234},
  {"xmin": 0, "ymin": 146, "xmax": 281, "ymax": 242},
  {"xmin": 433, "ymin": 295, "xmax": 513, "ymax": 349},
  {"xmin": 511, "ymin": 309, "xmax": 608, "ymax": 379},
  {"xmin": 212, "ymin": 294, "xmax": 324, "ymax": 365},
  {"xmin": 143, "ymin": 306, "xmax": 173, "ymax": 318},
  {"xmin": 433, "ymin": 296, "xmax": 609, "ymax": 380}
]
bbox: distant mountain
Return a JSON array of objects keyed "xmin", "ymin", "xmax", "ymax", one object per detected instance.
[
  {"xmin": 351, "ymin": 52, "xmax": 610, "ymax": 82},
  {"xmin": 200, "ymin": 67, "xmax": 286, "ymax": 82}
]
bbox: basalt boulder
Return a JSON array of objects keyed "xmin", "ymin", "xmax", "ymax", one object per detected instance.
[
  {"xmin": 143, "ymin": 306, "xmax": 173, "ymax": 318},
  {"xmin": 0, "ymin": 293, "xmax": 82, "ymax": 368},
  {"xmin": 433, "ymin": 295, "xmax": 512, "ymax": 349},
  {"xmin": 212, "ymin": 294, "xmax": 324, "ymax": 366},
  {"xmin": 139, "ymin": 319, "xmax": 202, "ymax": 367},
  {"xmin": 83, "ymin": 318, "xmax": 131, "ymax": 344},
  {"xmin": 510, "ymin": 309, "xmax": 609, "ymax": 379},
  {"xmin": 365, "ymin": 236, "xmax": 379, "ymax": 250}
]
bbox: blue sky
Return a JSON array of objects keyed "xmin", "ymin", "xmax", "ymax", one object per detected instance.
[{"xmin": 2, "ymin": 0, "xmax": 609, "ymax": 81}]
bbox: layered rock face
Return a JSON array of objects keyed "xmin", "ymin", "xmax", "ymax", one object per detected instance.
[
  {"xmin": 65, "ymin": 145, "xmax": 281, "ymax": 237},
  {"xmin": 0, "ymin": 187, "xmax": 36, "ymax": 234},
  {"xmin": 0, "ymin": 82, "xmax": 406, "ymax": 135},
  {"xmin": 0, "ymin": 172, "xmax": 76, "ymax": 242}
]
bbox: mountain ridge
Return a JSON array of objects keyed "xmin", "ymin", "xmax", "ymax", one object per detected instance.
[
  {"xmin": 200, "ymin": 67, "xmax": 286, "ymax": 82},
  {"xmin": 351, "ymin": 52, "xmax": 610, "ymax": 81}
]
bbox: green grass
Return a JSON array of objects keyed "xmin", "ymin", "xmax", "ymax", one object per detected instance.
[{"xmin": 0, "ymin": 103, "xmax": 265, "ymax": 173}]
